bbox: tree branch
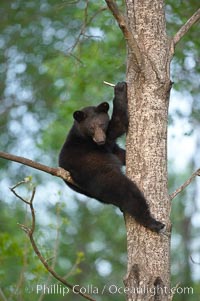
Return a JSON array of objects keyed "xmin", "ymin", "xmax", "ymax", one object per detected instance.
[
  {"xmin": 11, "ymin": 182, "xmax": 96, "ymax": 301},
  {"xmin": 68, "ymin": 3, "xmax": 107, "ymax": 53},
  {"xmin": 0, "ymin": 151, "xmax": 74, "ymax": 184},
  {"xmin": 104, "ymin": 0, "xmax": 142, "ymax": 70},
  {"xmin": 173, "ymin": 8, "xmax": 200, "ymax": 46},
  {"xmin": 169, "ymin": 168, "xmax": 200, "ymax": 201}
]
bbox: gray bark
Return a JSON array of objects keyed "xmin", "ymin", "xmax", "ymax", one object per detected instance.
[{"xmin": 124, "ymin": 1, "xmax": 172, "ymax": 300}]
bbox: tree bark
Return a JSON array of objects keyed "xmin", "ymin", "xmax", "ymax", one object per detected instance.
[{"xmin": 124, "ymin": 1, "xmax": 171, "ymax": 300}]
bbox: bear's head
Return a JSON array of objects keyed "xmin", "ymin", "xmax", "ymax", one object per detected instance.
[{"xmin": 73, "ymin": 102, "xmax": 109, "ymax": 145}]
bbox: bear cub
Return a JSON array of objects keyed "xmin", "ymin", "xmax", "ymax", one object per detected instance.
[{"xmin": 59, "ymin": 82, "xmax": 165, "ymax": 233}]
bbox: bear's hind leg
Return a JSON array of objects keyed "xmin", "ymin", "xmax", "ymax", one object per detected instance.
[
  {"xmin": 120, "ymin": 179, "xmax": 165, "ymax": 233},
  {"xmin": 94, "ymin": 171, "xmax": 165, "ymax": 233}
]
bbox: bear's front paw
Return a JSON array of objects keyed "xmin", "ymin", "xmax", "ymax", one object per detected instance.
[{"xmin": 115, "ymin": 82, "xmax": 127, "ymax": 94}]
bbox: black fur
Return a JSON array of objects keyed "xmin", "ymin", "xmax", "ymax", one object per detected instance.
[{"xmin": 59, "ymin": 82, "xmax": 165, "ymax": 233}]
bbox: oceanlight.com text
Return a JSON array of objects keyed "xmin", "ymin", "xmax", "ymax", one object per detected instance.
[{"xmin": 35, "ymin": 284, "xmax": 194, "ymax": 297}]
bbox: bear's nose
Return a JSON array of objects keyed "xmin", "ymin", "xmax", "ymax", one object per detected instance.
[
  {"xmin": 93, "ymin": 128, "xmax": 106, "ymax": 145},
  {"xmin": 94, "ymin": 139, "xmax": 105, "ymax": 145},
  {"xmin": 93, "ymin": 136, "xmax": 106, "ymax": 145}
]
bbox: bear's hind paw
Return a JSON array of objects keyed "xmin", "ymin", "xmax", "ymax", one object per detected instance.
[{"xmin": 148, "ymin": 220, "xmax": 165, "ymax": 234}]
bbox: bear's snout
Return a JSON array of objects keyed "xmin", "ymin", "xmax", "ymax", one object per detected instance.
[{"xmin": 93, "ymin": 127, "xmax": 106, "ymax": 145}]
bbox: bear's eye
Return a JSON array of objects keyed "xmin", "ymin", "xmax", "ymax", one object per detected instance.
[
  {"xmin": 89, "ymin": 126, "xmax": 95, "ymax": 132},
  {"xmin": 100, "ymin": 123, "xmax": 107, "ymax": 130}
]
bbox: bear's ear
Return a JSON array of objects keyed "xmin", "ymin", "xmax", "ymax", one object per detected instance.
[
  {"xmin": 96, "ymin": 102, "xmax": 109, "ymax": 113},
  {"xmin": 73, "ymin": 111, "xmax": 87, "ymax": 122}
]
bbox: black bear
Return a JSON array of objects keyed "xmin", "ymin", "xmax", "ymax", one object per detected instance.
[{"xmin": 59, "ymin": 82, "xmax": 165, "ymax": 233}]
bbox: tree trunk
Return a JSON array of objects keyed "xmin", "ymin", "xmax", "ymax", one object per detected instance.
[{"xmin": 124, "ymin": 1, "xmax": 172, "ymax": 300}]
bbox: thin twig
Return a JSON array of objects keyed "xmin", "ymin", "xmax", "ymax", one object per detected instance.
[
  {"xmin": 190, "ymin": 256, "xmax": 200, "ymax": 265},
  {"xmin": 173, "ymin": 8, "xmax": 200, "ymax": 46},
  {"xmin": 170, "ymin": 282, "xmax": 181, "ymax": 301},
  {"xmin": 10, "ymin": 179, "xmax": 33, "ymax": 205},
  {"xmin": 0, "ymin": 151, "xmax": 74, "ymax": 184},
  {"xmin": 11, "ymin": 183, "xmax": 96, "ymax": 301},
  {"xmin": 0, "ymin": 288, "xmax": 7, "ymax": 301},
  {"xmin": 104, "ymin": 0, "xmax": 142, "ymax": 70},
  {"xmin": 29, "ymin": 188, "xmax": 36, "ymax": 234},
  {"xmin": 169, "ymin": 168, "xmax": 200, "ymax": 200},
  {"xmin": 68, "ymin": 4, "xmax": 107, "ymax": 53},
  {"xmin": 103, "ymin": 81, "xmax": 115, "ymax": 87}
]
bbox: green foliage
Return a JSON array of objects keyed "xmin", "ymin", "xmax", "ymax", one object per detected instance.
[
  {"xmin": 0, "ymin": 188, "xmax": 126, "ymax": 301},
  {"xmin": 169, "ymin": 163, "xmax": 200, "ymax": 301},
  {"xmin": 166, "ymin": 0, "xmax": 200, "ymax": 95}
]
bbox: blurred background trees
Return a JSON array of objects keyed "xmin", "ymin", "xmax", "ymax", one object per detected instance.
[{"xmin": 0, "ymin": 1, "xmax": 199, "ymax": 300}]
